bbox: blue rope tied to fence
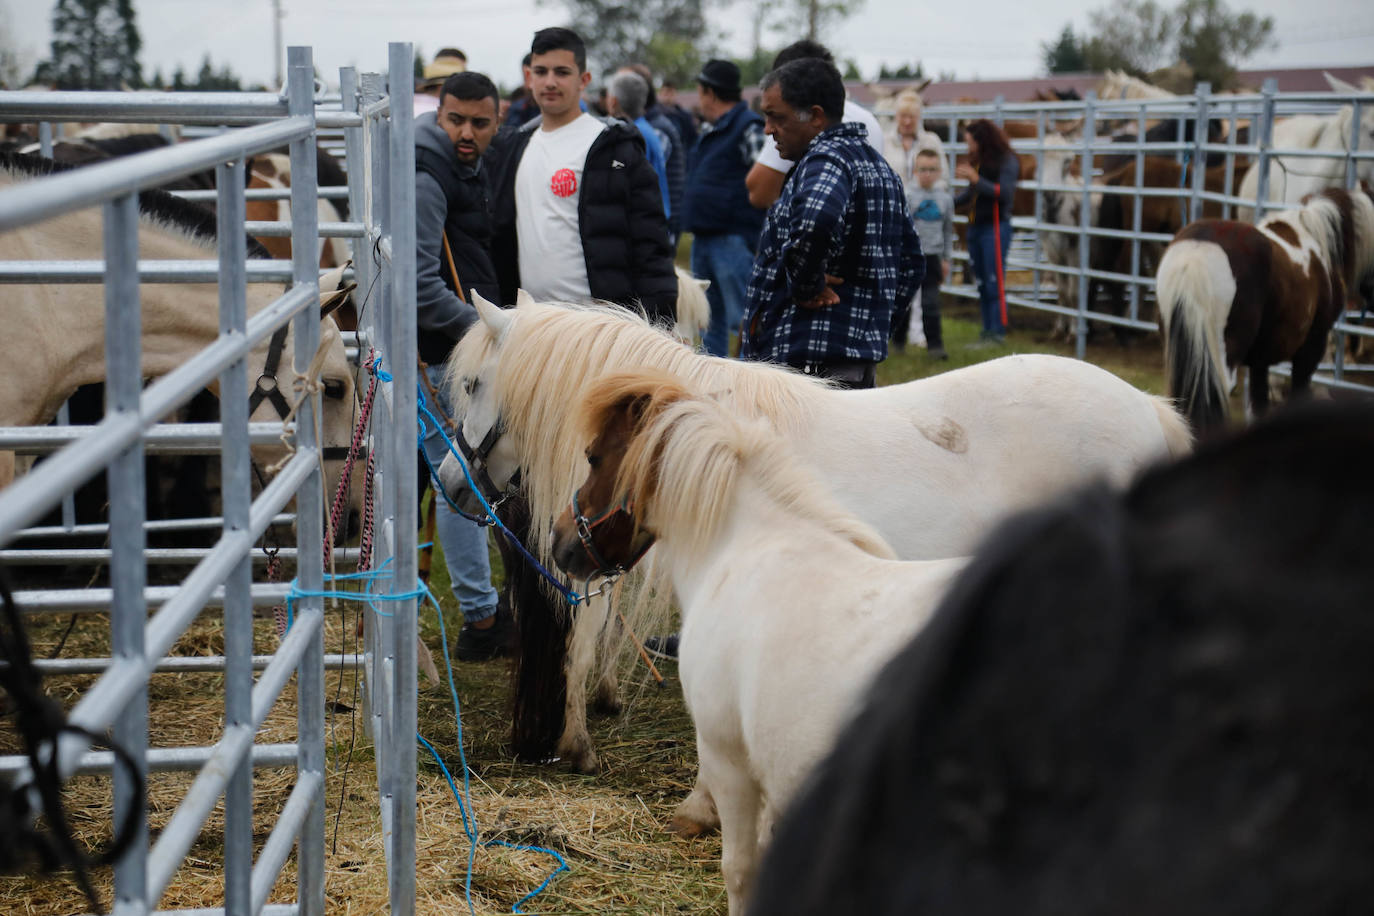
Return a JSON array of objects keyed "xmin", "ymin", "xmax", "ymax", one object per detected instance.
[{"xmin": 282, "ymin": 569, "xmax": 569, "ymax": 913}]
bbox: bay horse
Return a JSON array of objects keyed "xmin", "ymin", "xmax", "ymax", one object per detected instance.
[
  {"xmin": 549, "ymin": 371, "xmax": 968, "ymax": 916},
  {"xmin": 437, "ymin": 291, "xmax": 1190, "ymax": 829},
  {"xmin": 1157, "ymin": 187, "xmax": 1374, "ymax": 433},
  {"xmin": 0, "ymin": 151, "xmax": 364, "ymax": 533},
  {"xmin": 748, "ymin": 399, "xmax": 1374, "ymax": 916}
]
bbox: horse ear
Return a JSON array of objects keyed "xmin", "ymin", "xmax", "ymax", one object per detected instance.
[
  {"xmin": 320, "ymin": 281, "xmax": 356, "ymax": 321},
  {"xmin": 472, "ymin": 289, "xmax": 513, "ymax": 336},
  {"xmin": 1324, "ymin": 72, "xmax": 1358, "ymax": 94},
  {"xmin": 515, "ymin": 288, "xmax": 537, "ymax": 308},
  {"xmin": 915, "ymin": 77, "xmax": 932, "ymax": 93},
  {"xmin": 319, "ymin": 260, "xmax": 351, "ymax": 294}
]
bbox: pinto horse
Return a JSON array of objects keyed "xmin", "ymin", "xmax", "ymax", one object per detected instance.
[
  {"xmin": 549, "ymin": 372, "xmax": 968, "ymax": 916},
  {"xmin": 748, "ymin": 399, "xmax": 1374, "ymax": 916},
  {"xmin": 436, "ymin": 291, "xmax": 1190, "ymax": 829},
  {"xmin": 1158, "ymin": 187, "xmax": 1374, "ymax": 433},
  {"xmin": 0, "ymin": 151, "xmax": 364, "ymax": 533}
]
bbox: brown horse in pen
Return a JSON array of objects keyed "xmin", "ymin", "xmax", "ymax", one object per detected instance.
[{"xmin": 1157, "ymin": 187, "xmax": 1374, "ymax": 433}]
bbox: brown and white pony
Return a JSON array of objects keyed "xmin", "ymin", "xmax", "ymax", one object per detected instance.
[{"xmin": 1158, "ymin": 187, "xmax": 1374, "ymax": 432}]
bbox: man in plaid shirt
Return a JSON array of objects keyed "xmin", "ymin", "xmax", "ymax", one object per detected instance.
[{"xmin": 741, "ymin": 58, "xmax": 923, "ymax": 389}]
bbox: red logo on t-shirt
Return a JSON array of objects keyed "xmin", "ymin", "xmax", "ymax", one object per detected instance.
[{"xmin": 551, "ymin": 168, "xmax": 577, "ymax": 197}]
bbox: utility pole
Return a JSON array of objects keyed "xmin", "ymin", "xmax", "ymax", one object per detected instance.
[
  {"xmin": 807, "ymin": 0, "xmax": 818, "ymax": 40},
  {"xmin": 272, "ymin": 0, "xmax": 284, "ymax": 89}
]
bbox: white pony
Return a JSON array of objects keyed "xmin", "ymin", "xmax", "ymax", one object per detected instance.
[
  {"xmin": 549, "ymin": 372, "xmax": 968, "ymax": 915},
  {"xmin": 672, "ymin": 265, "xmax": 711, "ymax": 346},
  {"xmin": 1238, "ymin": 73, "xmax": 1374, "ymax": 218},
  {"xmin": 438, "ymin": 292, "xmax": 1191, "ymax": 826},
  {"xmin": 0, "ymin": 155, "xmax": 363, "ymax": 524}
]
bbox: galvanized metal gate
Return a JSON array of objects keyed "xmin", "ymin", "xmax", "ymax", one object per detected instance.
[
  {"xmin": 924, "ymin": 80, "xmax": 1374, "ymax": 391},
  {"xmin": 0, "ymin": 42, "xmax": 419, "ymax": 915}
]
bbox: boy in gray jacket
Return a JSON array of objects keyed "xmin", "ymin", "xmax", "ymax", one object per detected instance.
[{"xmin": 901, "ymin": 148, "xmax": 954, "ymax": 358}]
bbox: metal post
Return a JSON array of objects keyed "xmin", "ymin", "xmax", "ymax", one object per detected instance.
[
  {"xmin": 993, "ymin": 94, "xmax": 1004, "ymax": 127},
  {"xmin": 1031, "ymin": 108, "xmax": 1045, "ymax": 307},
  {"xmin": 386, "ymin": 41, "xmax": 418, "ymax": 916},
  {"xmin": 38, "ymin": 121, "xmax": 52, "ymax": 157},
  {"xmin": 286, "ymin": 45, "xmax": 326, "ymax": 916},
  {"xmin": 105, "ymin": 191, "xmax": 150, "ymax": 916},
  {"xmin": 1130, "ymin": 102, "xmax": 1145, "ymax": 324},
  {"xmin": 1254, "ymin": 77, "xmax": 1277, "ymax": 220},
  {"xmin": 1347, "ymin": 99, "xmax": 1363, "ymax": 191},
  {"xmin": 216, "ymin": 157, "xmax": 253, "ymax": 916},
  {"xmin": 1223, "ymin": 99, "xmax": 1239, "ymax": 220},
  {"xmin": 340, "ymin": 68, "xmax": 367, "ymax": 308},
  {"xmin": 1076, "ymin": 92, "xmax": 1096, "ymax": 360},
  {"xmin": 1189, "ymin": 82, "xmax": 1210, "ymax": 224}
]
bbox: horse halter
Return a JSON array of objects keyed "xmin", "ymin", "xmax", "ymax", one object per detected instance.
[
  {"xmin": 247, "ymin": 323, "xmax": 353, "ymax": 461},
  {"xmin": 568, "ymin": 488, "xmax": 654, "ymax": 578},
  {"xmin": 456, "ymin": 415, "xmax": 520, "ymax": 505}
]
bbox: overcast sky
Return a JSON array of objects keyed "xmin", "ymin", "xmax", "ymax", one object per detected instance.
[{"xmin": 3, "ymin": 0, "xmax": 1372, "ymax": 91}]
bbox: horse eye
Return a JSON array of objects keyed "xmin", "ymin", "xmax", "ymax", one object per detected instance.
[
  {"xmin": 322, "ymin": 379, "xmax": 346, "ymax": 399},
  {"xmin": 462, "ymin": 377, "xmax": 476, "ymax": 396},
  {"xmin": 587, "ymin": 454, "xmax": 601, "ymax": 470}
]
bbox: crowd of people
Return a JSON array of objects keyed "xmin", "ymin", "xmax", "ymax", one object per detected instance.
[{"xmin": 409, "ymin": 27, "xmax": 1018, "ymax": 653}]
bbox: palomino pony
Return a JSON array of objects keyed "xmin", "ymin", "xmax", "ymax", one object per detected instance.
[
  {"xmin": 1157, "ymin": 186, "xmax": 1374, "ymax": 432},
  {"xmin": 0, "ymin": 152, "xmax": 364, "ymax": 531},
  {"xmin": 438, "ymin": 292, "xmax": 1191, "ymax": 827},
  {"xmin": 550, "ymin": 372, "xmax": 968, "ymax": 916},
  {"xmin": 1237, "ymin": 73, "xmax": 1374, "ymax": 217},
  {"xmin": 748, "ymin": 400, "xmax": 1374, "ymax": 916}
]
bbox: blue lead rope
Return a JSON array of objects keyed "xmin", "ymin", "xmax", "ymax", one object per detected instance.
[
  {"xmin": 407, "ymin": 367, "xmax": 590, "ymax": 608},
  {"xmin": 284, "ymin": 572, "xmax": 568, "ymax": 913}
]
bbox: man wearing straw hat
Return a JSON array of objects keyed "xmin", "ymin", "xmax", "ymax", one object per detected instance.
[
  {"xmin": 414, "ymin": 48, "xmax": 468, "ymax": 117},
  {"xmin": 413, "ymin": 69, "xmax": 512, "ymax": 660}
]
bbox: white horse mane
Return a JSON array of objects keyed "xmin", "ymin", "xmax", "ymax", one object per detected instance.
[
  {"xmin": 448, "ymin": 300, "xmax": 830, "ymax": 556},
  {"xmin": 615, "ymin": 388, "xmax": 896, "ymax": 570}
]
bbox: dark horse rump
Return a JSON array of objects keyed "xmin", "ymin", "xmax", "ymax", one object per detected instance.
[{"xmin": 750, "ymin": 400, "xmax": 1374, "ymax": 916}]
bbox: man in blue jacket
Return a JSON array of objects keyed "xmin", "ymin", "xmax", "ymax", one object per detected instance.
[
  {"xmin": 414, "ymin": 70, "xmax": 510, "ymax": 659},
  {"xmin": 682, "ymin": 59, "xmax": 766, "ymax": 357}
]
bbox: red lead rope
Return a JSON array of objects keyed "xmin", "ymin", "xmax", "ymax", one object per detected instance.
[
  {"xmin": 992, "ymin": 183, "xmax": 1008, "ymax": 328},
  {"xmin": 324, "ymin": 349, "xmax": 381, "ymax": 569}
]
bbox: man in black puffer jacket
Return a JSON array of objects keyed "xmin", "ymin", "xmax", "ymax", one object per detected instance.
[
  {"xmin": 485, "ymin": 27, "xmax": 677, "ymax": 326},
  {"xmin": 414, "ymin": 70, "xmax": 512, "ymax": 660}
]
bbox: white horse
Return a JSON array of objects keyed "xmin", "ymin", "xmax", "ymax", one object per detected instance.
[
  {"xmin": 549, "ymin": 372, "xmax": 968, "ymax": 915},
  {"xmin": 1238, "ymin": 73, "xmax": 1374, "ymax": 219},
  {"xmin": 437, "ymin": 292, "xmax": 1191, "ymax": 826},
  {"xmin": 672, "ymin": 265, "xmax": 711, "ymax": 346},
  {"xmin": 0, "ymin": 155, "xmax": 363, "ymax": 529}
]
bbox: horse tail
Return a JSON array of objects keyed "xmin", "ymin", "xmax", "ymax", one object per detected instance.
[
  {"xmin": 1157, "ymin": 239, "xmax": 1235, "ymax": 434},
  {"xmin": 496, "ymin": 491, "xmax": 571, "ymax": 763},
  {"xmin": 1149, "ymin": 395, "xmax": 1195, "ymax": 458}
]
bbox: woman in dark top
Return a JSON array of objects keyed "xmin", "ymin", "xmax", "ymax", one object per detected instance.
[{"xmin": 954, "ymin": 119, "xmax": 1017, "ymax": 342}]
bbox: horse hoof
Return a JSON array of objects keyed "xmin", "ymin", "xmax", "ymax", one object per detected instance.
[
  {"xmin": 592, "ymin": 692, "xmax": 623, "ymax": 716},
  {"xmin": 569, "ymin": 750, "xmax": 599, "ymax": 775},
  {"xmin": 666, "ymin": 814, "xmax": 718, "ymax": 838}
]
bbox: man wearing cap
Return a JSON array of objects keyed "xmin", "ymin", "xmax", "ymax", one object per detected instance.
[
  {"xmin": 414, "ymin": 48, "xmax": 468, "ymax": 117},
  {"xmin": 681, "ymin": 58, "xmax": 766, "ymax": 357},
  {"xmin": 741, "ymin": 58, "xmax": 922, "ymax": 389}
]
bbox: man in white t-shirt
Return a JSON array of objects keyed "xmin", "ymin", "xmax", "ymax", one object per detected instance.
[
  {"xmin": 745, "ymin": 39, "xmax": 886, "ymax": 210},
  {"xmin": 486, "ymin": 27, "xmax": 677, "ymax": 324}
]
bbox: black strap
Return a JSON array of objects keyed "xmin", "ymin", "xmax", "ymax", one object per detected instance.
[{"xmin": 247, "ymin": 325, "xmax": 293, "ymax": 419}]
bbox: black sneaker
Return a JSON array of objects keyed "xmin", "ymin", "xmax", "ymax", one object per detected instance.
[
  {"xmin": 642, "ymin": 633, "xmax": 679, "ymax": 659},
  {"xmin": 455, "ymin": 599, "xmax": 514, "ymax": 662}
]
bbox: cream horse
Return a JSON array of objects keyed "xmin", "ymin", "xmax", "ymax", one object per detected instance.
[
  {"xmin": 0, "ymin": 159, "xmax": 363, "ymax": 526},
  {"xmin": 549, "ymin": 372, "xmax": 968, "ymax": 916},
  {"xmin": 672, "ymin": 265, "xmax": 711, "ymax": 346},
  {"xmin": 438, "ymin": 292, "xmax": 1191, "ymax": 828},
  {"xmin": 1238, "ymin": 73, "xmax": 1374, "ymax": 219}
]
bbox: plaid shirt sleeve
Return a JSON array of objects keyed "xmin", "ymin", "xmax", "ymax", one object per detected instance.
[{"xmin": 781, "ymin": 150, "xmax": 852, "ymax": 303}]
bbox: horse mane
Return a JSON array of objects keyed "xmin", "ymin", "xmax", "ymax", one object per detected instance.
[
  {"xmin": 580, "ymin": 372, "xmax": 896, "ymax": 569},
  {"xmin": 0, "ymin": 149, "xmax": 271, "ymax": 259},
  {"xmin": 451, "ymin": 300, "xmax": 830, "ymax": 558}
]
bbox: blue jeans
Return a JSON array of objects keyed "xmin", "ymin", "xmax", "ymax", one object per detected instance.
[
  {"xmin": 691, "ymin": 232, "xmax": 755, "ymax": 357},
  {"xmin": 967, "ymin": 220, "xmax": 1013, "ymax": 337},
  {"xmin": 421, "ymin": 364, "xmax": 498, "ymax": 623}
]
